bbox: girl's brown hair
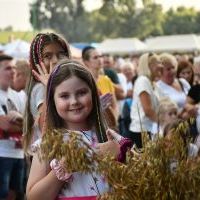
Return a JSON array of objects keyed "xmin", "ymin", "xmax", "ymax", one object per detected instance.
[
  {"xmin": 177, "ymin": 59, "xmax": 194, "ymax": 86},
  {"xmin": 46, "ymin": 59, "xmax": 107, "ymax": 143}
]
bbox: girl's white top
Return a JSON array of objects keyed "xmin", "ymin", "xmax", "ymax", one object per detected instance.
[
  {"xmin": 28, "ymin": 83, "xmax": 45, "ymax": 155},
  {"xmin": 37, "ymin": 130, "xmax": 108, "ymax": 198},
  {"xmin": 30, "ymin": 83, "xmax": 45, "ymax": 120}
]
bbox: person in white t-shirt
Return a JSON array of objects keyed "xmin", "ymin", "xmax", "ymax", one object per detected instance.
[
  {"xmin": 156, "ymin": 53, "xmax": 190, "ymax": 113},
  {"xmin": 128, "ymin": 53, "xmax": 162, "ymax": 148},
  {"xmin": 11, "ymin": 59, "xmax": 30, "ymax": 113},
  {"xmin": 0, "ymin": 54, "xmax": 24, "ymax": 200}
]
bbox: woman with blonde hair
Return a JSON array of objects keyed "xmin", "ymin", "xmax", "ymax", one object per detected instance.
[
  {"xmin": 156, "ymin": 53, "xmax": 190, "ymax": 113},
  {"xmin": 127, "ymin": 53, "xmax": 162, "ymax": 148}
]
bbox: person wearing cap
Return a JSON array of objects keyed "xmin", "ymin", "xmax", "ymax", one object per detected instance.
[{"xmin": 0, "ymin": 54, "xmax": 25, "ymax": 200}]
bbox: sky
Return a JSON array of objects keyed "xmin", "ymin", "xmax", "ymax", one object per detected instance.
[{"xmin": 0, "ymin": 0, "xmax": 200, "ymax": 31}]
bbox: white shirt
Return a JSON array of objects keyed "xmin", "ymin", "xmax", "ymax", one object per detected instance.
[
  {"xmin": 30, "ymin": 83, "xmax": 45, "ymax": 120},
  {"xmin": 27, "ymin": 83, "xmax": 45, "ymax": 155},
  {"xmin": 0, "ymin": 87, "xmax": 24, "ymax": 158},
  {"xmin": 130, "ymin": 76, "xmax": 159, "ymax": 132},
  {"xmin": 156, "ymin": 78, "xmax": 190, "ymax": 110},
  {"xmin": 35, "ymin": 130, "xmax": 108, "ymax": 198},
  {"xmin": 17, "ymin": 90, "xmax": 27, "ymax": 114},
  {"xmin": 117, "ymin": 73, "xmax": 128, "ymax": 116}
]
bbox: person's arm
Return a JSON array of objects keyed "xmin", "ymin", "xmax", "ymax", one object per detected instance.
[
  {"xmin": 139, "ymin": 91, "xmax": 157, "ymax": 122},
  {"xmin": 113, "ymin": 84, "xmax": 126, "ymax": 100},
  {"xmin": 0, "ymin": 114, "xmax": 22, "ymax": 132},
  {"xmin": 26, "ymin": 154, "xmax": 64, "ymax": 200},
  {"xmin": 186, "ymin": 96, "xmax": 195, "ymax": 105},
  {"xmin": 109, "ymin": 93, "xmax": 119, "ymax": 119},
  {"xmin": 181, "ymin": 96, "xmax": 198, "ymax": 118}
]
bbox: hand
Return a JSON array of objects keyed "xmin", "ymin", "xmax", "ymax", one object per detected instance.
[
  {"xmin": 50, "ymin": 159, "xmax": 72, "ymax": 182},
  {"xmin": 0, "ymin": 116, "xmax": 12, "ymax": 131},
  {"xmin": 106, "ymin": 128, "xmax": 123, "ymax": 142},
  {"xmin": 7, "ymin": 111, "xmax": 23, "ymax": 125},
  {"xmin": 32, "ymin": 62, "xmax": 53, "ymax": 86},
  {"xmin": 96, "ymin": 139, "xmax": 120, "ymax": 158},
  {"xmin": 100, "ymin": 93, "xmax": 113, "ymax": 111},
  {"xmin": 106, "ymin": 129, "xmax": 133, "ymax": 163}
]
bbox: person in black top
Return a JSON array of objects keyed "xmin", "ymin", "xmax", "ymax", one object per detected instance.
[
  {"xmin": 181, "ymin": 84, "xmax": 200, "ymax": 119},
  {"xmin": 188, "ymin": 84, "xmax": 200, "ymax": 104}
]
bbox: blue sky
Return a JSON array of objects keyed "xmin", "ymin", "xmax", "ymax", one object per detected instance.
[{"xmin": 0, "ymin": 0, "xmax": 199, "ymax": 31}]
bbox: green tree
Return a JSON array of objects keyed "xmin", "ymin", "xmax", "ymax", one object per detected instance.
[
  {"xmin": 29, "ymin": 0, "xmax": 199, "ymax": 43},
  {"xmin": 195, "ymin": 11, "xmax": 200, "ymax": 33},
  {"xmin": 90, "ymin": 0, "xmax": 164, "ymax": 40},
  {"xmin": 163, "ymin": 7, "xmax": 198, "ymax": 35},
  {"xmin": 30, "ymin": 0, "xmax": 90, "ymax": 42},
  {"xmin": 89, "ymin": 0, "xmax": 121, "ymax": 41},
  {"xmin": 30, "ymin": 1, "xmax": 41, "ymax": 30},
  {"xmin": 132, "ymin": 3, "xmax": 164, "ymax": 39}
]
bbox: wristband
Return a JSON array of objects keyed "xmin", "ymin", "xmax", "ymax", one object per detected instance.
[
  {"xmin": 50, "ymin": 159, "xmax": 72, "ymax": 182},
  {"xmin": 117, "ymin": 137, "xmax": 133, "ymax": 163}
]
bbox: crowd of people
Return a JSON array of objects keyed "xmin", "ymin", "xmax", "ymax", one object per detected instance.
[{"xmin": 0, "ymin": 32, "xmax": 200, "ymax": 200}]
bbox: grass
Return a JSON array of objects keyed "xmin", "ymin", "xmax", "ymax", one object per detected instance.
[{"xmin": 0, "ymin": 31, "xmax": 38, "ymax": 44}]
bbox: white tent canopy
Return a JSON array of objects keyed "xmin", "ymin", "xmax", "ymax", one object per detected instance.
[
  {"xmin": 70, "ymin": 45, "xmax": 82, "ymax": 58},
  {"xmin": 2, "ymin": 39, "xmax": 82, "ymax": 59},
  {"xmin": 97, "ymin": 38, "xmax": 147, "ymax": 55},
  {"xmin": 197, "ymin": 35, "xmax": 200, "ymax": 46},
  {"xmin": 3, "ymin": 39, "xmax": 30, "ymax": 59},
  {"xmin": 0, "ymin": 44, "xmax": 4, "ymax": 51},
  {"xmin": 145, "ymin": 34, "xmax": 200, "ymax": 53}
]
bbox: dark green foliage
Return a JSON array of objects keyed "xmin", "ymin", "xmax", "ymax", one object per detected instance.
[{"xmin": 30, "ymin": 0, "xmax": 200, "ymax": 42}]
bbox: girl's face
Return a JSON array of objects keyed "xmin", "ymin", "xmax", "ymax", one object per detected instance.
[
  {"xmin": 179, "ymin": 67, "xmax": 193, "ymax": 84},
  {"xmin": 163, "ymin": 108, "xmax": 177, "ymax": 124},
  {"xmin": 42, "ymin": 42, "xmax": 67, "ymax": 71},
  {"xmin": 54, "ymin": 76, "xmax": 93, "ymax": 130}
]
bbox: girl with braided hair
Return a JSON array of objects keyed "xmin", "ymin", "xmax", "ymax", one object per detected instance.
[{"xmin": 23, "ymin": 33, "xmax": 71, "ymax": 153}]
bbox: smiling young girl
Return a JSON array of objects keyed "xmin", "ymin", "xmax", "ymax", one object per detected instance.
[{"xmin": 26, "ymin": 59, "xmax": 126, "ymax": 200}]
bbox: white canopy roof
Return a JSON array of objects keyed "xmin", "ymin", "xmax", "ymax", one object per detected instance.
[
  {"xmin": 70, "ymin": 45, "xmax": 82, "ymax": 58},
  {"xmin": 2, "ymin": 39, "xmax": 82, "ymax": 59},
  {"xmin": 97, "ymin": 38, "xmax": 147, "ymax": 55},
  {"xmin": 3, "ymin": 39, "xmax": 30, "ymax": 59},
  {"xmin": 145, "ymin": 34, "xmax": 200, "ymax": 53}
]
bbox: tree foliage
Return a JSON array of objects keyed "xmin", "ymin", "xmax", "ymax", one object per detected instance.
[
  {"xmin": 163, "ymin": 7, "xmax": 198, "ymax": 35},
  {"xmin": 30, "ymin": 0, "xmax": 90, "ymax": 42},
  {"xmin": 30, "ymin": 0, "xmax": 200, "ymax": 42}
]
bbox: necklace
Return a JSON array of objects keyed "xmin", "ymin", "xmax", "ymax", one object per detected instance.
[
  {"xmin": 81, "ymin": 130, "xmax": 101, "ymax": 195},
  {"xmin": 81, "ymin": 131, "xmax": 96, "ymax": 147}
]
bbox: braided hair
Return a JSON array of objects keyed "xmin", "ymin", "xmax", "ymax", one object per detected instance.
[{"xmin": 23, "ymin": 33, "xmax": 71, "ymax": 152}]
